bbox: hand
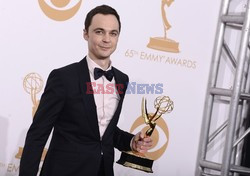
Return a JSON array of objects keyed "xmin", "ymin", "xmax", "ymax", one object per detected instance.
[{"xmin": 131, "ymin": 131, "xmax": 153, "ymax": 153}]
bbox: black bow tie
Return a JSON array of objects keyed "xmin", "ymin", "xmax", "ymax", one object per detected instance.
[{"xmin": 94, "ymin": 67, "xmax": 114, "ymax": 81}]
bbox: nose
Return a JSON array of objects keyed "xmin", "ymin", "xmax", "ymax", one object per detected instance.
[{"xmin": 102, "ymin": 33, "xmax": 111, "ymax": 42}]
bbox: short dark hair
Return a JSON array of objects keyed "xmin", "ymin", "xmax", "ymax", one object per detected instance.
[{"xmin": 84, "ymin": 5, "xmax": 121, "ymax": 32}]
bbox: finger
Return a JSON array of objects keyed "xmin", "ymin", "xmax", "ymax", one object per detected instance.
[
  {"xmin": 137, "ymin": 141, "xmax": 152, "ymax": 148},
  {"xmin": 137, "ymin": 145, "xmax": 150, "ymax": 153},
  {"xmin": 134, "ymin": 132, "xmax": 141, "ymax": 142},
  {"xmin": 139, "ymin": 131, "xmax": 144, "ymax": 139},
  {"xmin": 137, "ymin": 140, "xmax": 151, "ymax": 146},
  {"xmin": 140, "ymin": 145, "xmax": 151, "ymax": 151},
  {"xmin": 135, "ymin": 145, "xmax": 146, "ymax": 153},
  {"xmin": 142, "ymin": 137, "xmax": 152, "ymax": 142},
  {"xmin": 132, "ymin": 132, "xmax": 153, "ymax": 152},
  {"xmin": 140, "ymin": 142, "xmax": 153, "ymax": 148}
]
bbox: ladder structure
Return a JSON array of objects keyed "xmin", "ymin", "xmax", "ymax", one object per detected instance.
[{"xmin": 196, "ymin": 0, "xmax": 250, "ymax": 175}]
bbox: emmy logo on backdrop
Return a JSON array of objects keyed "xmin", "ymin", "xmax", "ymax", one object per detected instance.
[
  {"xmin": 117, "ymin": 96, "xmax": 174, "ymax": 173},
  {"xmin": 15, "ymin": 73, "xmax": 47, "ymax": 161},
  {"xmin": 23, "ymin": 73, "xmax": 44, "ymax": 117},
  {"xmin": 147, "ymin": 0, "xmax": 179, "ymax": 53}
]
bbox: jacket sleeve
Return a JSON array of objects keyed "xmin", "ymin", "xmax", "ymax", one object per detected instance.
[
  {"xmin": 19, "ymin": 69, "xmax": 66, "ymax": 176},
  {"xmin": 114, "ymin": 127, "xmax": 134, "ymax": 151}
]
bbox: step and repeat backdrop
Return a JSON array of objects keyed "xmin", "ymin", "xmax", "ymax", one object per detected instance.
[{"xmin": 0, "ymin": 0, "xmax": 221, "ymax": 175}]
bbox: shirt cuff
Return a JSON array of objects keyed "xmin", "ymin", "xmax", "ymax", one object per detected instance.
[{"xmin": 130, "ymin": 136, "xmax": 136, "ymax": 151}]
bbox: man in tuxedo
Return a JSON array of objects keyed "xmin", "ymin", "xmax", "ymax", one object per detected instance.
[{"xmin": 19, "ymin": 4, "xmax": 152, "ymax": 176}]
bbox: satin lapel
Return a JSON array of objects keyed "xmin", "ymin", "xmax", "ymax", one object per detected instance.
[
  {"xmin": 77, "ymin": 57, "xmax": 100, "ymax": 138},
  {"xmin": 113, "ymin": 67, "xmax": 127, "ymax": 100}
]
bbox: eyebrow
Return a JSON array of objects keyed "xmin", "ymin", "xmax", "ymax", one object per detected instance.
[{"xmin": 93, "ymin": 28, "xmax": 119, "ymax": 34}]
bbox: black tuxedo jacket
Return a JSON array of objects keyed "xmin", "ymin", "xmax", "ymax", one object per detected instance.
[{"xmin": 19, "ymin": 57, "xmax": 133, "ymax": 176}]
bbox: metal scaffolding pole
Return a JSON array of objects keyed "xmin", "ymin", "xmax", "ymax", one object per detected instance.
[
  {"xmin": 222, "ymin": 1, "xmax": 250, "ymax": 174},
  {"xmin": 195, "ymin": 0, "xmax": 250, "ymax": 175},
  {"xmin": 195, "ymin": 0, "xmax": 230, "ymax": 174}
]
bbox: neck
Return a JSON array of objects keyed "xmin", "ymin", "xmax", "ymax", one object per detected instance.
[
  {"xmin": 95, "ymin": 59, "xmax": 110, "ymax": 70},
  {"xmin": 88, "ymin": 54, "xmax": 111, "ymax": 70}
]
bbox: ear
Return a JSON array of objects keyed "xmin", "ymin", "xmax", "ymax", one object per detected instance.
[{"xmin": 83, "ymin": 29, "xmax": 88, "ymax": 41}]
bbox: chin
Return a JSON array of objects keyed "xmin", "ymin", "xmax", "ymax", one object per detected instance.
[
  {"xmin": 99, "ymin": 52, "xmax": 113, "ymax": 59},
  {"xmin": 97, "ymin": 54, "xmax": 110, "ymax": 60}
]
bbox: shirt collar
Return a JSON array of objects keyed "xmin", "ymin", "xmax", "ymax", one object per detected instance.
[{"xmin": 86, "ymin": 55, "xmax": 113, "ymax": 77}]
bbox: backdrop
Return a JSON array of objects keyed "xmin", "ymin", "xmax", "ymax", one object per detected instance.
[{"xmin": 0, "ymin": 0, "xmax": 221, "ymax": 175}]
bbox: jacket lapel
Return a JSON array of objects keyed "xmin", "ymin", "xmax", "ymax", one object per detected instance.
[
  {"xmin": 77, "ymin": 57, "xmax": 100, "ymax": 138},
  {"xmin": 113, "ymin": 67, "xmax": 127, "ymax": 100}
]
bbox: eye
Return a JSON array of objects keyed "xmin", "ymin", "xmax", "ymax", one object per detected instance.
[
  {"xmin": 110, "ymin": 32, "xmax": 118, "ymax": 37},
  {"xmin": 95, "ymin": 30, "xmax": 104, "ymax": 35}
]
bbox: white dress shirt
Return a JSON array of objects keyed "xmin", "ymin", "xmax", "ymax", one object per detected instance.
[{"xmin": 86, "ymin": 56, "xmax": 120, "ymax": 138}]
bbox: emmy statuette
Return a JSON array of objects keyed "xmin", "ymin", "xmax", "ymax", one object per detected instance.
[{"xmin": 116, "ymin": 96, "xmax": 174, "ymax": 173}]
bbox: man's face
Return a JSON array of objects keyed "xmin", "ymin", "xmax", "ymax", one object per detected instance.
[{"xmin": 84, "ymin": 14, "xmax": 120, "ymax": 61}]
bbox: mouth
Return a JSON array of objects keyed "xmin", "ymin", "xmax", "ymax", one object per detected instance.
[{"xmin": 99, "ymin": 46, "xmax": 111, "ymax": 50}]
